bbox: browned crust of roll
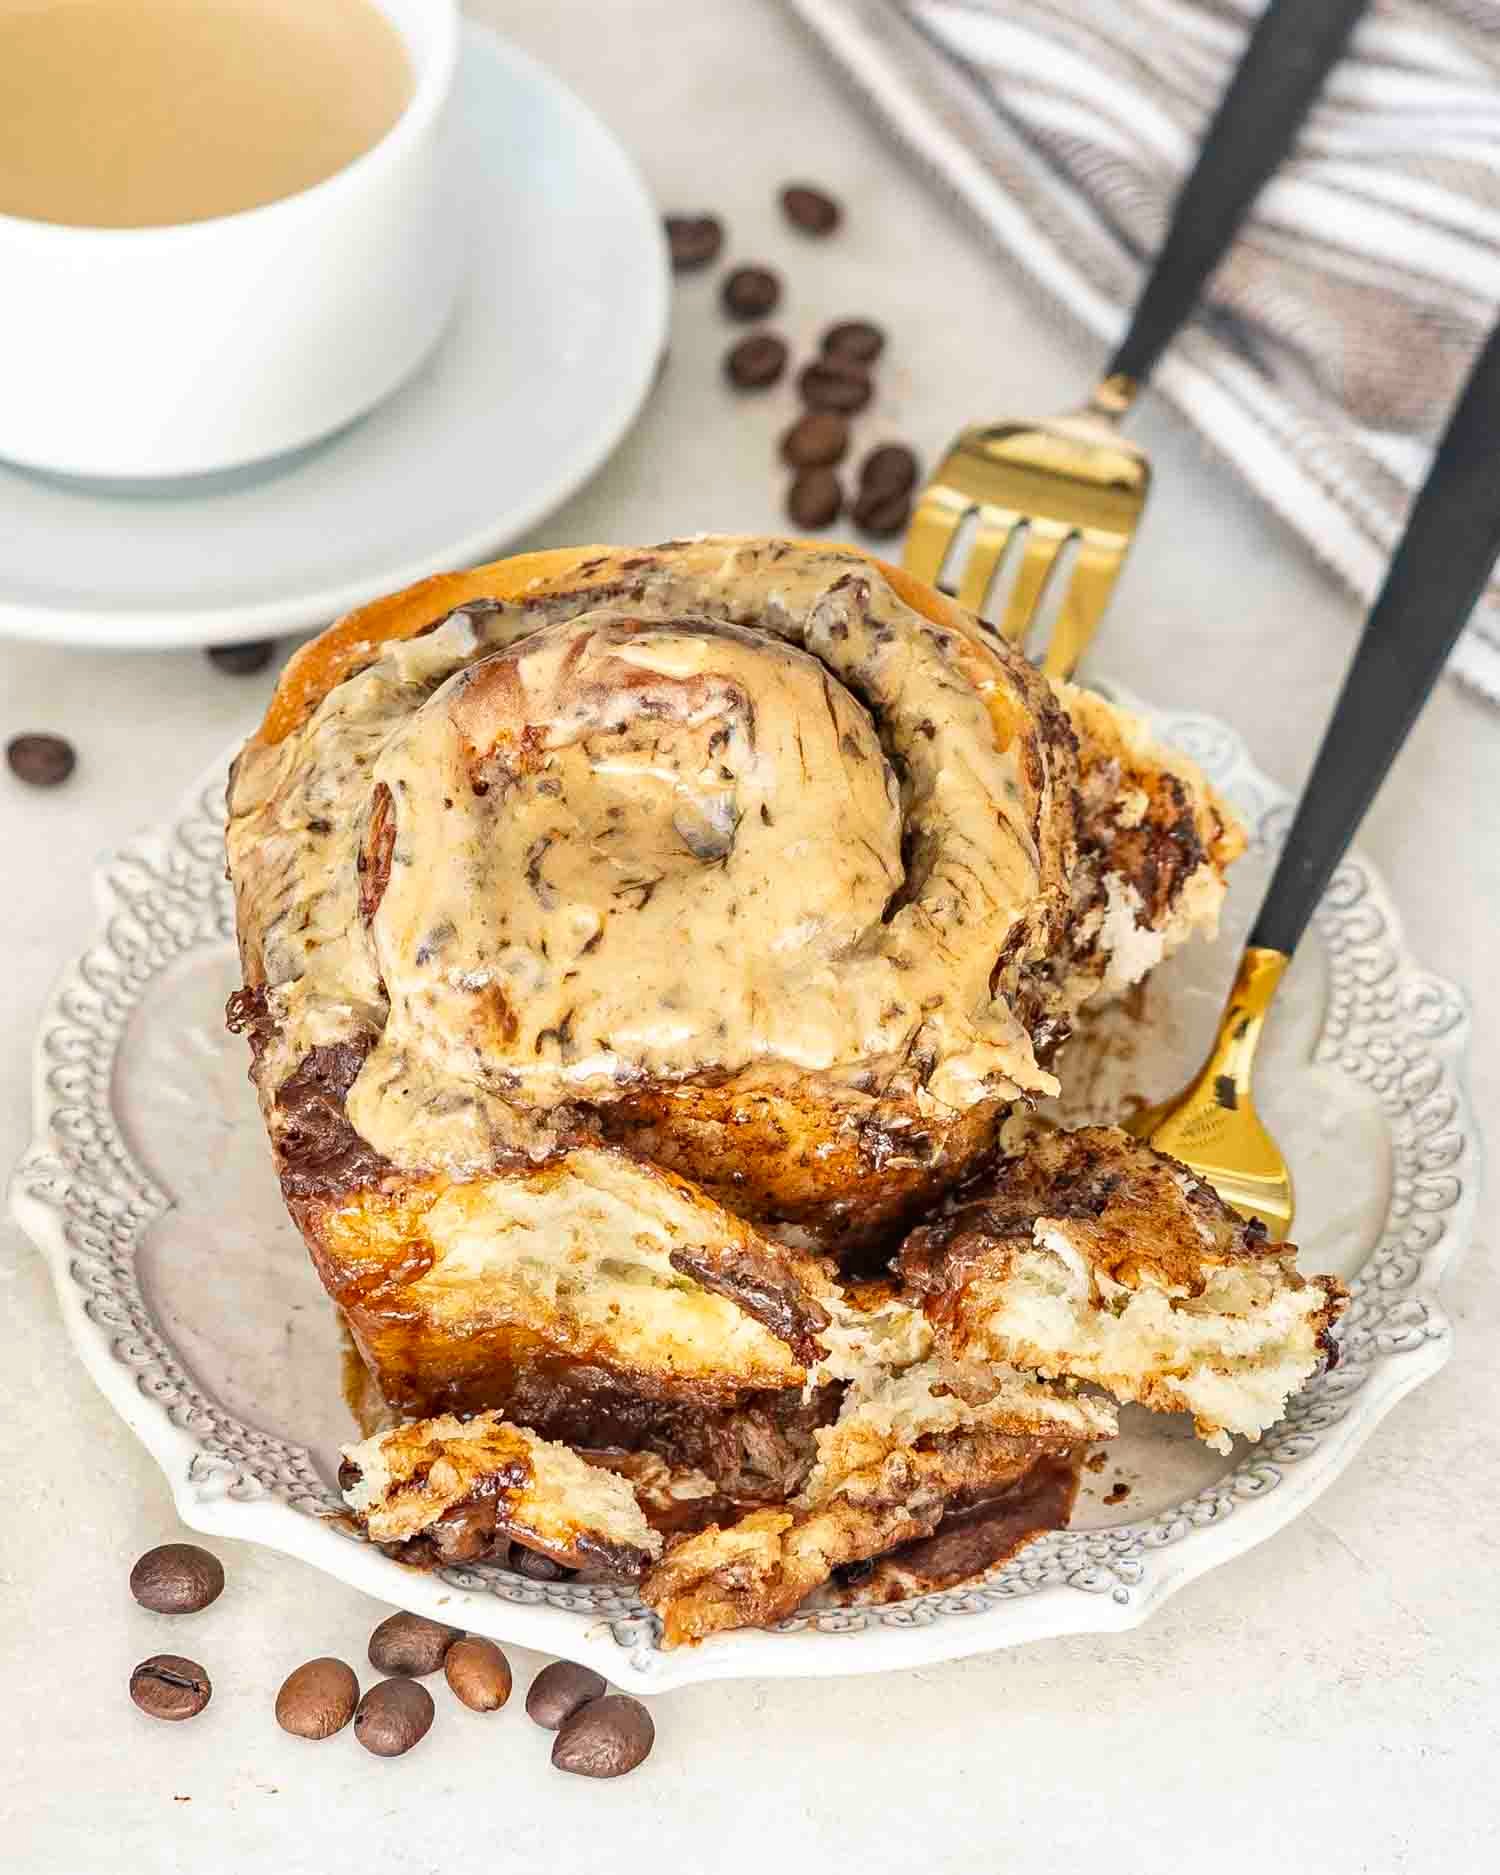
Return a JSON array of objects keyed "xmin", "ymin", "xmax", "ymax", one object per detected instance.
[
  {"xmin": 251, "ymin": 539, "xmax": 1033, "ymax": 750},
  {"xmin": 291, "ymin": 1149, "xmax": 823, "ymax": 1424},
  {"xmin": 594, "ymin": 1073, "xmax": 1003, "ymax": 1256}
]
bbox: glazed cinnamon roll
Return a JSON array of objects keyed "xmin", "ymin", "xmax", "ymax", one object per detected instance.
[{"xmin": 228, "ymin": 537, "xmax": 1275, "ymax": 1624}]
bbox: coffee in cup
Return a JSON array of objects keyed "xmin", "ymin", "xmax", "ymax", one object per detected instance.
[
  {"xmin": 0, "ymin": 0, "xmax": 418, "ymax": 228},
  {"xmin": 0, "ymin": 0, "xmax": 461, "ymax": 479}
]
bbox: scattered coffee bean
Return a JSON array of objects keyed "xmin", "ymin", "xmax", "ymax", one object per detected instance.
[
  {"xmin": 858, "ymin": 442, "xmax": 919, "ymax": 499},
  {"xmin": 664, "ymin": 213, "xmax": 724, "ymax": 272},
  {"xmin": 787, "ymin": 466, "xmax": 843, "ymax": 530},
  {"xmin": 367, "ymin": 1611, "xmax": 463, "ymax": 1678},
  {"xmin": 444, "ymin": 1637, "xmax": 513, "ymax": 1713},
  {"xmin": 780, "ymin": 183, "xmax": 841, "ymax": 236},
  {"xmin": 6, "ymin": 732, "xmax": 75, "ymax": 788},
  {"xmin": 130, "ymin": 1655, "xmax": 212, "ymax": 1723},
  {"xmin": 780, "ymin": 410, "xmax": 849, "ymax": 469},
  {"xmin": 129, "ymin": 1543, "xmax": 224, "ymax": 1615},
  {"xmin": 508, "ymin": 1542, "xmax": 574, "ymax": 1583},
  {"xmin": 721, "ymin": 265, "xmax": 781, "ymax": 321},
  {"xmin": 206, "ymin": 639, "xmax": 274, "ymax": 676},
  {"xmin": 353, "ymin": 1676, "xmax": 434, "ymax": 1758},
  {"xmin": 525, "ymin": 1660, "xmax": 607, "ymax": 1731},
  {"xmin": 798, "ymin": 358, "xmax": 872, "ymax": 414},
  {"xmin": 822, "ymin": 319, "xmax": 885, "ymax": 366},
  {"xmin": 275, "ymin": 1657, "xmax": 359, "ymax": 1740},
  {"xmin": 852, "ymin": 485, "xmax": 913, "ymax": 539},
  {"xmin": 552, "ymin": 1695, "xmax": 656, "ymax": 1779},
  {"xmin": 725, "ymin": 332, "xmax": 788, "ymax": 390}
]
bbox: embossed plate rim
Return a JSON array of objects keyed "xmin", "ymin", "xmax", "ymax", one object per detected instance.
[{"xmin": 9, "ymin": 699, "xmax": 1477, "ymax": 1692}]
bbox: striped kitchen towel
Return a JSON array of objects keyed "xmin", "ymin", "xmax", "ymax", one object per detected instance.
[{"xmin": 788, "ymin": 0, "xmax": 1500, "ymax": 703}]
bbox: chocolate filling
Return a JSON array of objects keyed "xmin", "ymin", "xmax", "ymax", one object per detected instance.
[
  {"xmin": 824, "ymin": 1451, "xmax": 1082, "ymax": 1606},
  {"xmin": 224, "ymin": 984, "xmax": 274, "ymax": 1056},
  {"xmin": 358, "ymin": 782, "xmax": 396, "ymax": 925},
  {"xmin": 667, "ymin": 1242, "xmax": 830, "ymax": 1366},
  {"xmin": 495, "ymin": 1363, "xmax": 839, "ymax": 1503},
  {"xmin": 274, "ymin": 1041, "xmax": 392, "ymax": 1198},
  {"xmin": 355, "ymin": 1464, "xmax": 655, "ymax": 1580}
]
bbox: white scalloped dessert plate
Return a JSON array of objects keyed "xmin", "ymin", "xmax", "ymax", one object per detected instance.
[{"xmin": 10, "ymin": 698, "xmax": 1477, "ymax": 1693}]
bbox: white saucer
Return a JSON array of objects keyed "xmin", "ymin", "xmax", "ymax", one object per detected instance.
[{"xmin": 0, "ymin": 24, "xmax": 668, "ymax": 650}]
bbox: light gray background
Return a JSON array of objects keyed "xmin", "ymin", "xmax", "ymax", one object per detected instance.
[{"xmin": 2, "ymin": 3, "xmax": 1495, "ymax": 1868}]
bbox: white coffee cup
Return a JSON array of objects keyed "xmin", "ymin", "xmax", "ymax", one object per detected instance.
[{"xmin": 0, "ymin": 0, "xmax": 461, "ymax": 481}]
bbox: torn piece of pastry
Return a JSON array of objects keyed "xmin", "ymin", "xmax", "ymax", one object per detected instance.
[
  {"xmin": 290, "ymin": 1143, "xmax": 829, "ymax": 1430},
  {"xmin": 898, "ymin": 1126, "xmax": 1347, "ymax": 1454},
  {"xmin": 339, "ymin": 1411, "xmax": 663, "ymax": 1576},
  {"xmin": 1011, "ymin": 682, "xmax": 1248, "ymax": 1061},
  {"xmin": 643, "ymin": 1357, "xmax": 1115, "ymax": 1645},
  {"xmin": 1064, "ymin": 682, "xmax": 1246, "ymax": 989},
  {"xmin": 820, "ymin": 1451, "xmax": 1086, "ymax": 1608},
  {"xmin": 801, "ymin": 1352, "xmax": 1115, "ymax": 1499}
]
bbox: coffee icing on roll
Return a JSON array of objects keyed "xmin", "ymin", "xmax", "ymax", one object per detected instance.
[{"xmin": 229, "ymin": 540, "xmax": 1078, "ymax": 1181}]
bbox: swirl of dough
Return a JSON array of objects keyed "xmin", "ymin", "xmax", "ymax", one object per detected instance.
[{"xmin": 229, "ymin": 538, "xmax": 1079, "ymax": 1251}]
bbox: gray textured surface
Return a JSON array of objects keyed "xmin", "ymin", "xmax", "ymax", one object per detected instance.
[{"xmin": 2, "ymin": 1, "xmax": 1496, "ymax": 1867}]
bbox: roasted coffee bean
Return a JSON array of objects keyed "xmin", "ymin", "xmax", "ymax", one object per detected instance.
[
  {"xmin": 206, "ymin": 639, "xmax": 274, "ymax": 675},
  {"xmin": 780, "ymin": 409, "xmax": 849, "ymax": 469},
  {"xmin": 275, "ymin": 1657, "xmax": 359, "ymax": 1740},
  {"xmin": 725, "ymin": 332, "xmax": 788, "ymax": 390},
  {"xmin": 822, "ymin": 319, "xmax": 885, "ymax": 366},
  {"xmin": 525, "ymin": 1660, "xmax": 607, "ymax": 1731},
  {"xmin": 780, "ymin": 183, "xmax": 841, "ymax": 236},
  {"xmin": 787, "ymin": 466, "xmax": 843, "ymax": 530},
  {"xmin": 354, "ymin": 1676, "xmax": 434, "ymax": 1758},
  {"xmin": 798, "ymin": 358, "xmax": 872, "ymax": 414},
  {"xmin": 858, "ymin": 442, "xmax": 919, "ymax": 499},
  {"xmin": 664, "ymin": 213, "xmax": 724, "ymax": 272},
  {"xmin": 552, "ymin": 1695, "xmax": 656, "ymax": 1779},
  {"xmin": 6, "ymin": 732, "xmax": 75, "ymax": 787},
  {"xmin": 721, "ymin": 264, "xmax": 781, "ymax": 321},
  {"xmin": 129, "ymin": 1543, "xmax": 225, "ymax": 1615},
  {"xmin": 444, "ymin": 1637, "xmax": 513, "ymax": 1713},
  {"xmin": 508, "ymin": 1542, "xmax": 574, "ymax": 1583},
  {"xmin": 130, "ymin": 1655, "xmax": 212, "ymax": 1723},
  {"xmin": 853, "ymin": 485, "xmax": 913, "ymax": 539},
  {"xmin": 367, "ymin": 1610, "xmax": 463, "ymax": 1677}
]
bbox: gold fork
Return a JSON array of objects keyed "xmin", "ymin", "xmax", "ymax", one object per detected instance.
[
  {"xmin": 906, "ymin": 0, "xmax": 1370, "ymax": 679},
  {"xmin": 1124, "ymin": 315, "xmax": 1500, "ymax": 1239}
]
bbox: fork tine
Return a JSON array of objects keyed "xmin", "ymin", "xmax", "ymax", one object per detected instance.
[
  {"xmin": 954, "ymin": 507, "xmax": 1017, "ymax": 617},
  {"xmin": 904, "ymin": 414, "xmax": 1148, "ymax": 668},
  {"xmin": 903, "ymin": 483, "xmax": 969, "ymax": 589},
  {"xmin": 1041, "ymin": 529, "xmax": 1127, "ymax": 681},
  {"xmin": 995, "ymin": 516, "xmax": 1072, "ymax": 649}
]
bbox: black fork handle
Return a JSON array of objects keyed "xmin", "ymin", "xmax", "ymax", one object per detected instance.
[
  {"xmin": 1248, "ymin": 316, "xmax": 1500, "ymax": 960},
  {"xmin": 1108, "ymin": 0, "xmax": 1369, "ymax": 390}
]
